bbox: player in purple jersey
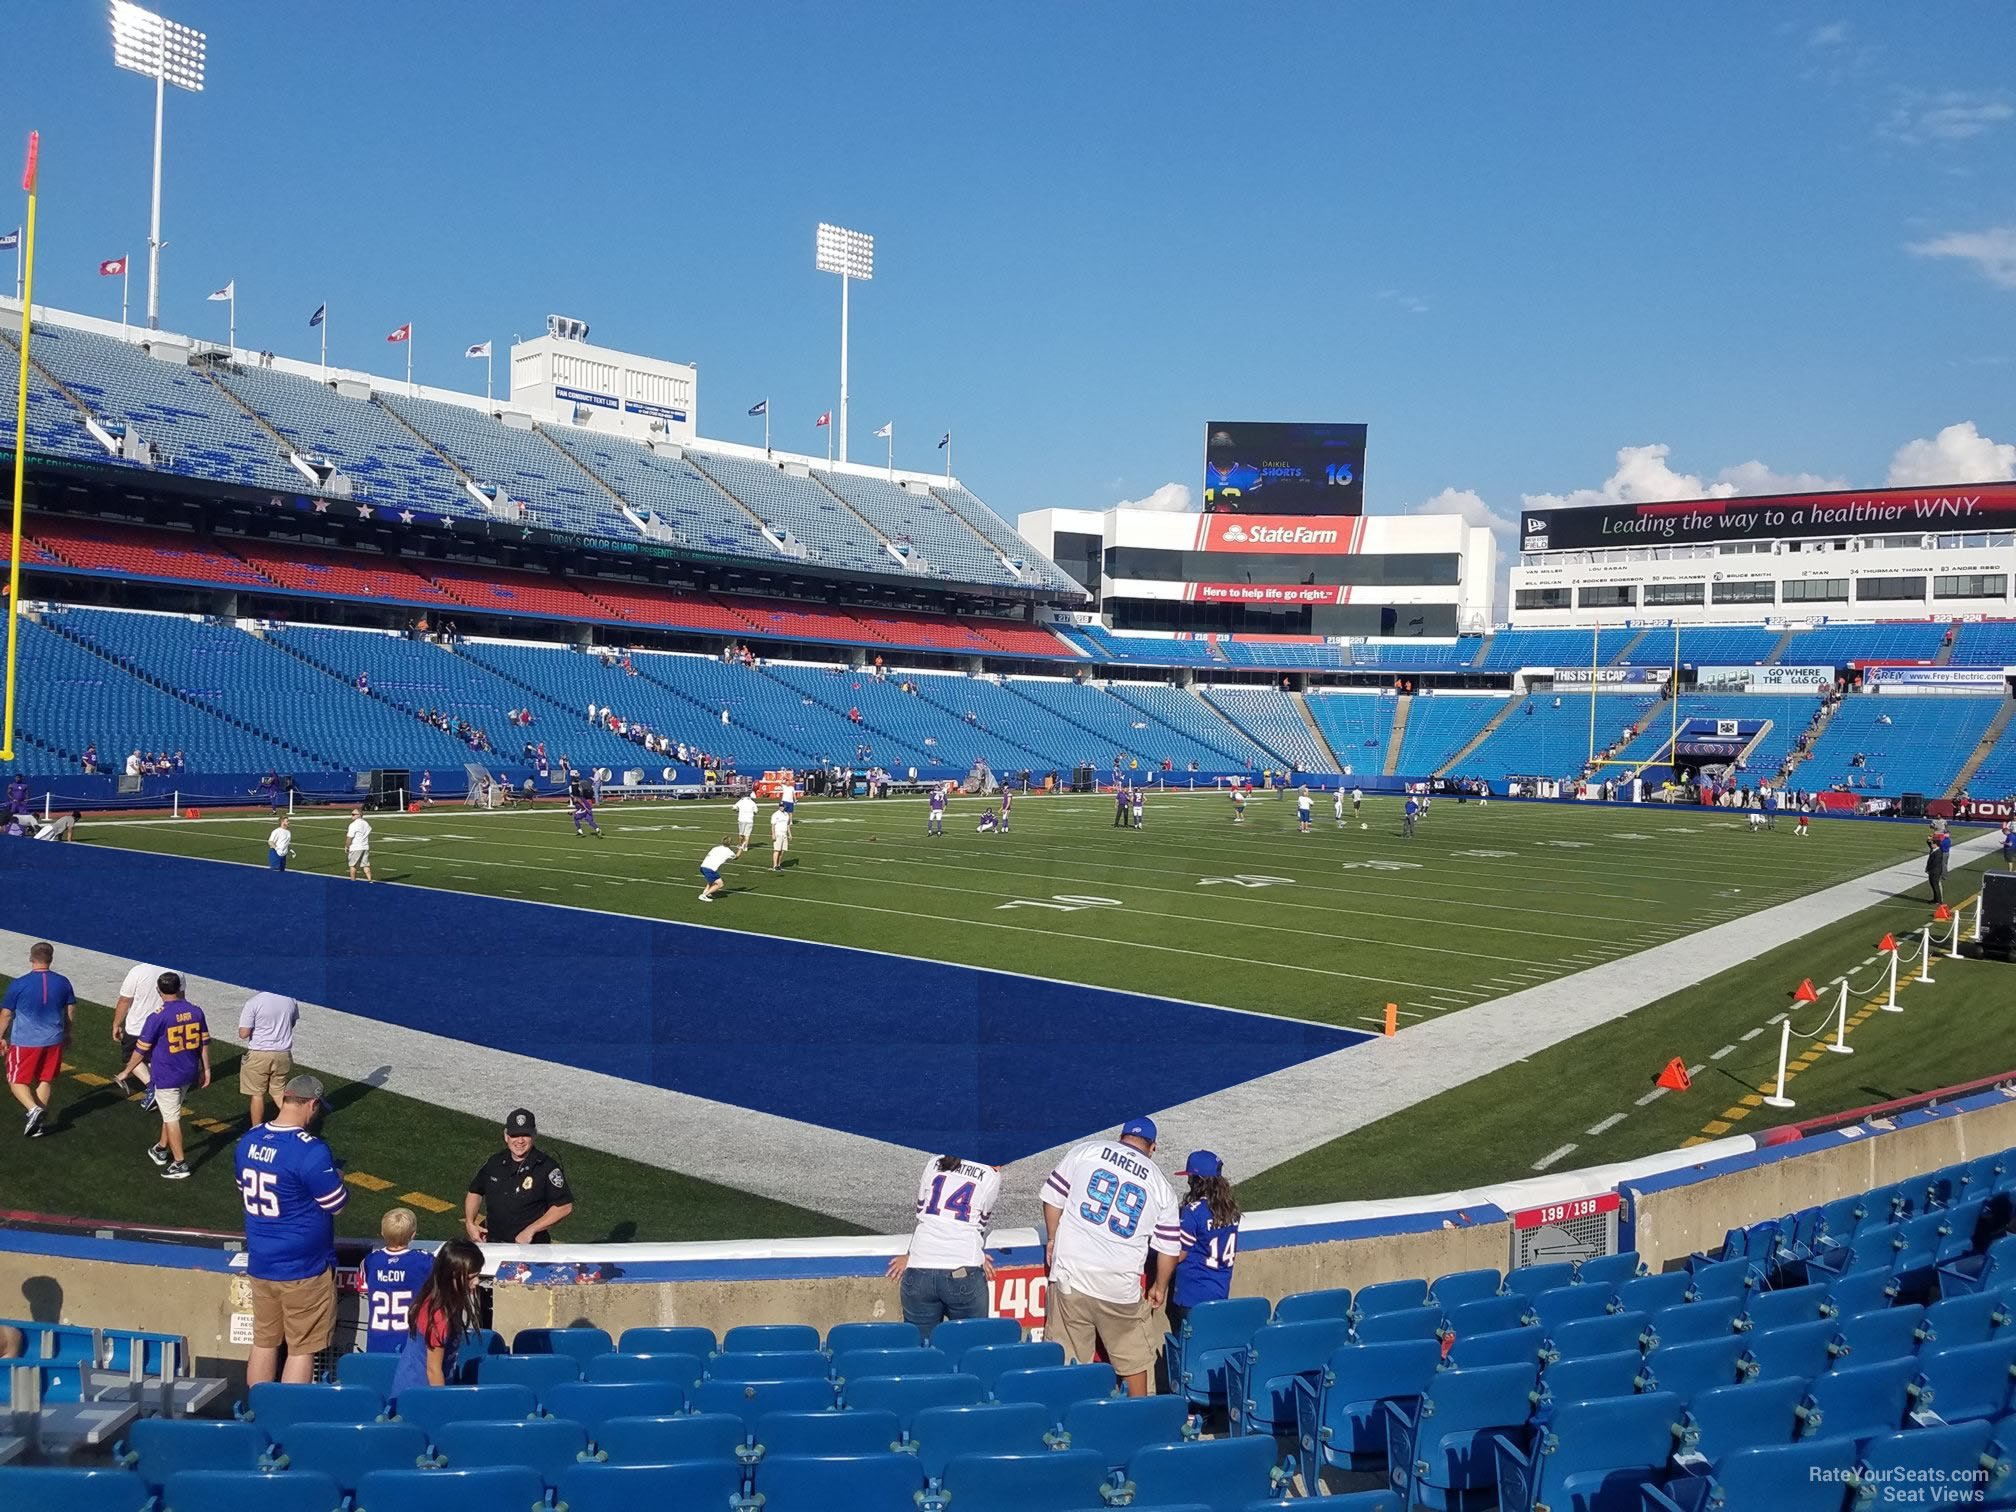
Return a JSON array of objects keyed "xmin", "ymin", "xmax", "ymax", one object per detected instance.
[
  {"xmin": 118, "ymin": 973, "xmax": 209, "ymax": 1180},
  {"xmin": 927, "ymin": 783, "xmax": 947, "ymax": 837},
  {"xmin": 998, "ymin": 784, "xmax": 1013, "ymax": 834},
  {"xmin": 569, "ymin": 778, "xmax": 602, "ymax": 838}
]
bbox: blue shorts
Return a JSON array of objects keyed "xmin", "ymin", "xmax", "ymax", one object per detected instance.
[
  {"xmin": 700, "ymin": 866, "xmax": 721, "ymax": 883},
  {"xmin": 268, "ymin": 849, "xmax": 287, "ymax": 871},
  {"xmin": 781, "ymin": 801, "xmax": 795, "ymax": 814}
]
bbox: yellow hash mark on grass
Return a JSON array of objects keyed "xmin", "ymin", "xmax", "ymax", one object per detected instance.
[
  {"xmin": 400, "ymin": 1192, "xmax": 455, "ymax": 1214},
  {"xmin": 1682, "ymin": 1136, "xmax": 1709, "ymax": 1148},
  {"xmin": 1741, "ymin": 1094, "xmax": 1764, "ymax": 1108},
  {"xmin": 1702, "ymin": 1120, "xmax": 1732, "ymax": 1136},
  {"xmin": 1719, "ymin": 1107, "xmax": 1750, "ymax": 1122},
  {"xmin": 344, "ymin": 1172, "xmax": 395, "ymax": 1192},
  {"xmin": 73, "ymin": 1072, "xmax": 111, "ymax": 1086}
]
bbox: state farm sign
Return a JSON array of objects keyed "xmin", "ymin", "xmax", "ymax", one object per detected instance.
[
  {"xmin": 1191, "ymin": 584, "xmax": 1347, "ymax": 605},
  {"xmin": 1196, "ymin": 514, "xmax": 1365, "ymax": 555}
]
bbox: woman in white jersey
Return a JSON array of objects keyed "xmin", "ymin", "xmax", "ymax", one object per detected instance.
[{"xmin": 887, "ymin": 1153, "xmax": 1000, "ymax": 1338}]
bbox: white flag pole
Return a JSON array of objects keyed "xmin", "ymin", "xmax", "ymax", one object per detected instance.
[
  {"xmin": 886, "ymin": 423, "xmax": 894, "ymax": 479},
  {"xmin": 228, "ymin": 285, "xmax": 235, "ymax": 353},
  {"xmin": 121, "ymin": 258, "xmax": 130, "ymax": 332},
  {"xmin": 407, "ymin": 323, "xmax": 414, "ymax": 395},
  {"xmin": 945, "ymin": 430, "xmax": 952, "ymax": 482},
  {"xmin": 12, "ymin": 232, "xmax": 20, "ymax": 302},
  {"xmin": 486, "ymin": 347, "xmax": 494, "ymax": 402},
  {"xmin": 320, "ymin": 304, "xmax": 327, "ymax": 376},
  {"xmin": 763, "ymin": 401, "xmax": 770, "ymax": 455}
]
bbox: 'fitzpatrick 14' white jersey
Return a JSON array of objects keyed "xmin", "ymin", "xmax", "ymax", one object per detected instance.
[
  {"xmin": 1042, "ymin": 1139, "xmax": 1180, "ymax": 1303},
  {"xmin": 907, "ymin": 1156, "xmax": 999, "ymax": 1270}
]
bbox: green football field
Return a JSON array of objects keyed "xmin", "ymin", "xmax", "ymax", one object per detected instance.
[{"xmin": 9, "ymin": 790, "xmax": 2004, "ymax": 1240}]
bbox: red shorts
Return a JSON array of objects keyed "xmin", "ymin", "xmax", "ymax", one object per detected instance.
[{"xmin": 6, "ymin": 1043, "xmax": 62, "ymax": 1085}]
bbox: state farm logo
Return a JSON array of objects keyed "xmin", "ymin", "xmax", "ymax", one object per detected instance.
[
  {"xmin": 1246, "ymin": 524, "xmax": 1339, "ymax": 545},
  {"xmin": 1204, "ymin": 514, "xmax": 1356, "ymax": 552},
  {"xmin": 1221, "ymin": 523, "xmax": 1249, "ymax": 542}
]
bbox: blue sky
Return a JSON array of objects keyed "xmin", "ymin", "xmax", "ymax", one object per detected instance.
[{"xmin": 4, "ymin": 3, "xmax": 2011, "ymax": 567}]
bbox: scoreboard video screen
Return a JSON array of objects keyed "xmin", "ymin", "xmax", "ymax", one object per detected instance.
[{"xmin": 1203, "ymin": 421, "xmax": 1367, "ymax": 515}]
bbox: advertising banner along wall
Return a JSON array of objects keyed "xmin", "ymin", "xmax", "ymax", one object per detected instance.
[
  {"xmin": 1520, "ymin": 482, "xmax": 2016, "ymax": 551},
  {"xmin": 1698, "ymin": 664, "xmax": 1835, "ymax": 691},
  {"xmin": 1864, "ymin": 666, "xmax": 2010, "ymax": 690}
]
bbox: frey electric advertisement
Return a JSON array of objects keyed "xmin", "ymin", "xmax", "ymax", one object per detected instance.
[{"xmin": 1204, "ymin": 421, "xmax": 1368, "ymax": 515}]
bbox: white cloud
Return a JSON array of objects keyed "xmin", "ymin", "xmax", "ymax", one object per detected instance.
[
  {"xmin": 1114, "ymin": 481, "xmax": 1196, "ymax": 513},
  {"xmin": 1375, "ymin": 289, "xmax": 1431, "ymax": 315},
  {"xmin": 1908, "ymin": 226, "xmax": 2016, "ymax": 289},
  {"xmin": 1880, "ymin": 91, "xmax": 2014, "ymax": 146},
  {"xmin": 1518, "ymin": 445, "xmax": 1849, "ymax": 514},
  {"xmin": 1807, "ymin": 21, "xmax": 1848, "ymax": 47},
  {"xmin": 1710, "ymin": 460, "xmax": 1850, "ymax": 495},
  {"xmin": 1410, "ymin": 486, "xmax": 1516, "ymax": 539},
  {"xmin": 1886, "ymin": 422, "xmax": 2016, "ymax": 485}
]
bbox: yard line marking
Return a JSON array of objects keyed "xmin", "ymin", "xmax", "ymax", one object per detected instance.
[
  {"xmin": 1767, "ymin": 1012, "xmax": 1787, "ymax": 1024},
  {"xmin": 1687, "ymin": 1064, "xmax": 1707, "ymax": 1076},
  {"xmin": 1586, "ymin": 1114, "xmax": 1626, "ymax": 1136},
  {"xmin": 1710, "ymin": 1044, "xmax": 1737, "ymax": 1060},
  {"xmin": 1740, "ymin": 1027, "xmax": 1766, "ymax": 1041},
  {"xmin": 1635, "ymin": 1087, "xmax": 1669, "ymax": 1105},
  {"xmin": 1532, "ymin": 1143, "xmax": 1578, "ymax": 1171}
]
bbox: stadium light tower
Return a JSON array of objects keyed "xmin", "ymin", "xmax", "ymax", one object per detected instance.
[
  {"xmin": 109, "ymin": 0, "xmax": 207, "ymax": 331},
  {"xmin": 815, "ymin": 222, "xmax": 873, "ymax": 464}
]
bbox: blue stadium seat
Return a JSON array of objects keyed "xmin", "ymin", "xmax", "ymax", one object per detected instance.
[
  {"xmin": 1293, "ymin": 1339, "xmax": 1444, "ymax": 1477},
  {"xmin": 907, "ymin": 1402, "xmax": 1052, "ymax": 1483},
  {"xmin": 1058, "ymin": 1394, "xmax": 1190, "ymax": 1472},
  {"xmin": 825, "ymin": 1321, "xmax": 923, "ymax": 1355},
  {"xmin": 832, "ymin": 1345, "xmax": 950, "ymax": 1384},
  {"xmin": 1796, "ymin": 1355, "xmax": 1919, "ymax": 1443},
  {"xmin": 843, "ymin": 1371, "xmax": 985, "ymax": 1426},
  {"xmin": 469, "ymin": 1353, "xmax": 580, "ymax": 1392},
  {"xmin": 1382, "ymin": 1361, "xmax": 1538, "ymax": 1511},
  {"xmin": 1510, "ymin": 1264, "xmax": 1586, "ymax": 1296},
  {"xmin": 960, "ymin": 1340, "xmax": 1067, "ymax": 1395},
  {"xmin": 1491, "ymin": 1389, "xmax": 1681, "ymax": 1512},
  {"xmin": 752, "ymin": 1408, "xmax": 902, "ymax": 1460},
  {"xmin": 1923, "ymin": 1294, "xmax": 2013, "ymax": 1350},
  {"xmin": 1429, "ymin": 1270, "xmax": 1502, "ymax": 1309},
  {"xmin": 1912, "ymin": 1337, "xmax": 2016, "ymax": 1423},
  {"xmin": 581, "ymin": 1350, "xmax": 705, "ymax": 1386},
  {"xmin": 1672, "ymin": 1376, "xmax": 1808, "ymax": 1464},
  {"xmin": 1738, "ymin": 1320, "xmax": 1844, "ymax": 1383},
  {"xmin": 1353, "ymin": 1279, "xmax": 1432, "ymax": 1320},
  {"xmin": 1856, "ymin": 1420, "xmax": 1993, "ymax": 1503},
  {"xmin": 992, "ymin": 1364, "xmax": 1122, "ymax": 1430},
  {"xmin": 722, "ymin": 1323, "xmax": 822, "ymax": 1353},
  {"xmin": 1684, "ymin": 1258, "xmax": 1760, "ymax": 1304},
  {"xmin": 936, "ymin": 1448, "xmax": 1109, "ymax": 1512},
  {"xmin": 1576, "ymin": 1253, "xmax": 1646, "ymax": 1287},
  {"xmin": 1119, "ymin": 1438, "xmax": 1284, "ymax": 1511},
  {"xmin": 692, "ymin": 1375, "xmax": 839, "ymax": 1431},
  {"xmin": 1614, "ymin": 1273, "xmax": 1693, "ymax": 1314},
  {"xmin": 243, "ymin": 1383, "xmax": 386, "ymax": 1438},
  {"xmin": 553, "ymin": 1460, "xmax": 747, "ymax": 1512},
  {"xmin": 707, "ymin": 1348, "xmax": 830, "ymax": 1382},
  {"xmin": 431, "ymin": 1416, "xmax": 590, "ymax": 1488},
  {"xmin": 450, "ymin": 1329, "xmax": 508, "ymax": 1379},
  {"xmin": 1309, "ymin": 1496, "xmax": 1400, "ymax": 1512},
  {"xmin": 1225, "ymin": 1318, "xmax": 1354, "ymax": 1436},
  {"xmin": 1648, "ymin": 1434, "xmax": 1858, "ymax": 1512},
  {"xmin": 1741, "ymin": 1282, "xmax": 1834, "ymax": 1332},
  {"xmin": 0, "ymin": 1468, "xmax": 152, "ymax": 1512},
  {"xmin": 1939, "ymin": 1234, "xmax": 2016, "ymax": 1297},
  {"xmin": 1834, "ymin": 1305, "xmax": 1926, "ymax": 1362},
  {"xmin": 1641, "ymin": 1336, "xmax": 1750, "ymax": 1399},
  {"xmin": 1353, "ymin": 1305, "xmax": 1445, "ymax": 1345},
  {"xmin": 593, "ymin": 1410, "xmax": 747, "ymax": 1464},
  {"xmin": 352, "ymin": 1465, "xmax": 545, "ymax": 1512},
  {"xmin": 1272, "ymin": 1287, "xmax": 1354, "ymax": 1323},
  {"xmin": 388, "ymin": 1383, "xmax": 536, "ymax": 1445},
  {"xmin": 750, "ymin": 1453, "xmax": 926, "ymax": 1512},
  {"xmin": 121, "ymin": 1418, "xmax": 269, "ymax": 1489},
  {"xmin": 926, "ymin": 1316, "xmax": 1021, "ymax": 1364},
  {"xmin": 269, "ymin": 1422, "xmax": 429, "ymax": 1494},
  {"xmin": 510, "ymin": 1325, "xmax": 612, "ymax": 1365},
  {"xmin": 542, "ymin": 1379, "xmax": 690, "ymax": 1433},
  {"xmin": 615, "ymin": 1325, "xmax": 717, "ymax": 1357},
  {"xmin": 161, "ymin": 1469, "xmax": 340, "ymax": 1512},
  {"xmin": 1444, "ymin": 1296, "xmax": 1537, "ymax": 1341},
  {"xmin": 1644, "ymin": 1300, "xmax": 1744, "ymax": 1349},
  {"xmin": 336, "ymin": 1353, "xmax": 400, "ymax": 1396},
  {"xmin": 1536, "ymin": 1286, "xmax": 1619, "ymax": 1331},
  {"xmin": 1533, "ymin": 1350, "xmax": 1644, "ymax": 1416},
  {"xmin": 1164, "ymin": 1297, "xmax": 1270, "ymax": 1409},
  {"xmin": 1548, "ymin": 1312, "xmax": 1649, "ymax": 1361},
  {"xmin": 1446, "ymin": 1325, "xmax": 1546, "ymax": 1370}
]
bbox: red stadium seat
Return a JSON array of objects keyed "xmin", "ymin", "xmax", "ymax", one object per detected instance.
[{"xmin": 32, "ymin": 520, "xmax": 267, "ymax": 586}]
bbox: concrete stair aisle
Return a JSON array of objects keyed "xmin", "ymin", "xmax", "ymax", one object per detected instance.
[
  {"xmin": 1610, "ymin": 628, "xmax": 1650, "ymax": 666},
  {"xmin": 1933, "ymin": 624, "xmax": 1959, "ymax": 666},
  {"xmin": 1764, "ymin": 626, "xmax": 1801, "ymax": 664},
  {"xmin": 1435, "ymin": 696, "xmax": 1521, "ymax": 777},
  {"xmin": 1467, "ymin": 631, "xmax": 1494, "ymax": 667},
  {"xmin": 1946, "ymin": 699, "xmax": 2016, "ymax": 798},
  {"xmin": 1779, "ymin": 691, "xmax": 1845, "ymax": 784},
  {"xmin": 1381, "ymin": 694, "xmax": 1412, "ymax": 775}
]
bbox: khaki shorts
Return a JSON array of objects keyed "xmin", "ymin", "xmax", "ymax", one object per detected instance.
[
  {"xmin": 250, "ymin": 1271, "xmax": 336, "ymax": 1354},
  {"xmin": 239, "ymin": 1048, "xmax": 293, "ymax": 1100},
  {"xmin": 1047, "ymin": 1283, "xmax": 1161, "ymax": 1378},
  {"xmin": 153, "ymin": 1083, "xmax": 186, "ymax": 1124}
]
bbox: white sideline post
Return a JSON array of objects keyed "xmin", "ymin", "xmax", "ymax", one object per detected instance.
[
  {"xmin": 1949, "ymin": 912, "xmax": 1964, "ymax": 961},
  {"xmin": 1825, "ymin": 979, "xmax": 1853, "ymax": 1054},
  {"xmin": 1919, "ymin": 925, "xmax": 1936, "ymax": 984},
  {"xmin": 171, "ymin": 790, "xmax": 179, "ymax": 819},
  {"xmin": 1763, "ymin": 1019, "xmax": 1796, "ymax": 1108},
  {"xmin": 1974, "ymin": 893, "xmax": 1986, "ymax": 944},
  {"xmin": 1880, "ymin": 944, "xmax": 1902, "ymax": 1013}
]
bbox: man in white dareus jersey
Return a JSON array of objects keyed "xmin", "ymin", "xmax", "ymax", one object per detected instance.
[{"xmin": 1041, "ymin": 1116, "xmax": 1181, "ymax": 1397}]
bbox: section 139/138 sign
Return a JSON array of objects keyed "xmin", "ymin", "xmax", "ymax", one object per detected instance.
[{"xmin": 1521, "ymin": 482, "xmax": 2016, "ymax": 552}]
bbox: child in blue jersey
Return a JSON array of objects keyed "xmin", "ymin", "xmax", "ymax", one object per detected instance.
[
  {"xmin": 358, "ymin": 1207, "xmax": 433, "ymax": 1354},
  {"xmin": 1168, "ymin": 1151, "xmax": 1242, "ymax": 1341},
  {"xmin": 928, "ymin": 784, "xmax": 947, "ymax": 837}
]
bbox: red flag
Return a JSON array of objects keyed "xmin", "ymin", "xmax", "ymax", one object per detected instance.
[
  {"xmin": 815, "ymin": 411, "xmax": 831, "ymax": 428},
  {"xmin": 99, "ymin": 257, "xmax": 127, "ymax": 276},
  {"xmin": 386, "ymin": 323, "xmax": 412, "ymax": 343},
  {"xmin": 21, "ymin": 131, "xmax": 38, "ymax": 194}
]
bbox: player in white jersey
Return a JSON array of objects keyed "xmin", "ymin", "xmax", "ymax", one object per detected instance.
[
  {"xmin": 1041, "ymin": 1116, "xmax": 1181, "ymax": 1396},
  {"xmin": 112, "ymin": 960, "xmax": 169, "ymax": 1109},
  {"xmin": 345, "ymin": 808, "xmax": 374, "ymax": 883},
  {"xmin": 768, "ymin": 805, "xmax": 791, "ymax": 872},
  {"xmin": 887, "ymin": 1154, "xmax": 1000, "ymax": 1337},
  {"xmin": 1333, "ymin": 788, "xmax": 1346, "ymax": 828},
  {"xmin": 698, "ymin": 837, "xmax": 737, "ymax": 901},
  {"xmin": 1296, "ymin": 787, "xmax": 1312, "ymax": 834},
  {"xmin": 733, "ymin": 792, "xmax": 758, "ymax": 853}
]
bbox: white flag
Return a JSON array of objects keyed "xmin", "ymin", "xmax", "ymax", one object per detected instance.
[
  {"xmin": 874, "ymin": 422, "xmax": 893, "ymax": 439},
  {"xmin": 465, "ymin": 341, "xmax": 492, "ymax": 359},
  {"xmin": 207, "ymin": 281, "xmax": 234, "ymax": 301}
]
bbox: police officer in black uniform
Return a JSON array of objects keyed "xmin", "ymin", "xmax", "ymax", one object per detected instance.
[{"xmin": 464, "ymin": 1109, "xmax": 575, "ymax": 1245}]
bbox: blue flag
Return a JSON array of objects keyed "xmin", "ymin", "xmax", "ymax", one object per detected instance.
[
  {"xmin": 308, "ymin": 303, "xmax": 326, "ymax": 328},
  {"xmin": 747, "ymin": 399, "xmax": 767, "ymax": 416},
  {"xmin": 0, "ymin": 229, "xmax": 17, "ymax": 251}
]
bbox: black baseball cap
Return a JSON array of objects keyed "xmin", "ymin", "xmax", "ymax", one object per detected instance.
[{"xmin": 505, "ymin": 1108, "xmax": 537, "ymax": 1136}]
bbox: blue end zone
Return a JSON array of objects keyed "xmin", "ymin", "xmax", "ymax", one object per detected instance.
[{"xmin": 0, "ymin": 845, "xmax": 1365, "ymax": 1163}]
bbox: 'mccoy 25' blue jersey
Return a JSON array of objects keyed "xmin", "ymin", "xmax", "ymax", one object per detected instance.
[
  {"xmin": 234, "ymin": 1123, "xmax": 348, "ymax": 1281},
  {"xmin": 359, "ymin": 1247, "xmax": 434, "ymax": 1352}
]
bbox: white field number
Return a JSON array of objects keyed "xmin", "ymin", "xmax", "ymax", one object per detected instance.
[
  {"xmin": 1197, "ymin": 874, "xmax": 1296, "ymax": 888},
  {"xmin": 997, "ymin": 895, "xmax": 1123, "ymax": 912},
  {"xmin": 1339, "ymin": 860, "xmax": 1422, "ymax": 871}
]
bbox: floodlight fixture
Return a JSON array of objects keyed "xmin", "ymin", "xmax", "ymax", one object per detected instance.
[
  {"xmin": 814, "ymin": 223, "xmax": 875, "ymax": 462},
  {"xmin": 109, "ymin": 0, "xmax": 208, "ymax": 330}
]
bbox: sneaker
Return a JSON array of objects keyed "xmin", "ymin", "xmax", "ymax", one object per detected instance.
[
  {"xmin": 161, "ymin": 1161, "xmax": 190, "ymax": 1180},
  {"xmin": 697, "ymin": 893, "xmax": 714, "ymax": 902},
  {"xmin": 146, "ymin": 1143, "xmax": 170, "ymax": 1167},
  {"xmin": 25, "ymin": 1106, "xmax": 45, "ymax": 1137},
  {"xmin": 113, "ymin": 1073, "xmax": 132, "ymax": 1096},
  {"xmin": 140, "ymin": 1087, "xmax": 157, "ymax": 1113}
]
